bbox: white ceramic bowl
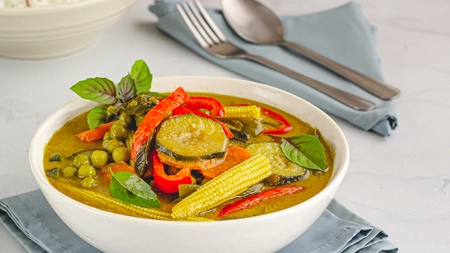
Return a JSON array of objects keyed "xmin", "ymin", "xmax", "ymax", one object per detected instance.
[
  {"xmin": 30, "ymin": 76, "xmax": 349, "ymax": 253},
  {"xmin": 0, "ymin": 0, "xmax": 136, "ymax": 59}
]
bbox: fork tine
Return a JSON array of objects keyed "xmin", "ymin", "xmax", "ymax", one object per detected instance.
[
  {"xmin": 187, "ymin": 1, "xmax": 220, "ymax": 44},
  {"xmin": 194, "ymin": 0, "xmax": 227, "ymax": 42},
  {"xmin": 181, "ymin": 3, "xmax": 215, "ymax": 46},
  {"xmin": 176, "ymin": 3, "xmax": 211, "ymax": 48}
]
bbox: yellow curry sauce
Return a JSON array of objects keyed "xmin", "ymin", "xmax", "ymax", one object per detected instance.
[{"xmin": 44, "ymin": 93, "xmax": 334, "ymax": 220}]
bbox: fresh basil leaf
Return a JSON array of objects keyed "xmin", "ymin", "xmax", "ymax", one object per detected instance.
[
  {"xmin": 49, "ymin": 152, "xmax": 62, "ymax": 162},
  {"xmin": 117, "ymin": 74, "xmax": 137, "ymax": 101},
  {"xmin": 130, "ymin": 60, "xmax": 152, "ymax": 94},
  {"xmin": 280, "ymin": 134, "xmax": 327, "ymax": 171},
  {"xmin": 46, "ymin": 168, "xmax": 59, "ymax": 178},
  {"xmin": 109, "ymin": 169, "xmax": 161, "ymax": 208},
  {"xmin": 87, "ymin": 106, "xmax": 107, "ymax": 130},
  {"xmin": 70, "ymin": 77, "xmax": 117, "ymax": 104}
]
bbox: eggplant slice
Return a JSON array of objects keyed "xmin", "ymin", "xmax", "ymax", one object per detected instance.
[{"xmin": 155, "ymin": 114, "xmax": 228, "ymax": 161}]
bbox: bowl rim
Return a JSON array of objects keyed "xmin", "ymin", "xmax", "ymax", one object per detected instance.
[
  {"xmin": 0, "ymin": 0, "xmax": 129, "ymax": 15},
  {"xmin": 29, "ymin": 75, "xmax": 349, "ymax": 227}
]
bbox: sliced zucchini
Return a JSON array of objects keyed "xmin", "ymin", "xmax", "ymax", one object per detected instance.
[
  {"xmin": 155, "ymin": 114, "xmax": 228, "ymax": 161},
  {"xmin": 246, "ymin": 142, "xmax": 309, "ymax": 186}
]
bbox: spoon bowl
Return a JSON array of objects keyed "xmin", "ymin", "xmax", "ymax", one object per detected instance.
[
  {"xmin": 221, "ymin": 0, "xmax": 401, "ymax": 100},
  {"xmin": 222, "ymin": 0, "xmax": 284, "ymax": 44}
]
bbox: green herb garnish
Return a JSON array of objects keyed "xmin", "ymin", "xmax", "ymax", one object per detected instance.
[
  {"xmin": 131, "ymin": 59, "xmax": 153, "ymax": 94},
  {"xmin": 117, "ymin": 74, "xmax": 137, "ymax": 101},
  {"xmin": 86, "ymin": 106, "xmax": 107, "ymax": 130},
  {"xmin": 280, "ymin": 134, "xmax": 327, "ymax": 171},
  {"xmin": 109, "ymin": 168, "xmax": 161, "ymax": 208},
  {"xmin": 49, "ymin": 152, "xmax": 62, "ymax": 162},
  {"xmin": 46, "ymin": 168, "xmax": 59, "ymax": 178},
  {"xmin": 70, "ymin": 60, "xmax": 156, "ymax": 129},
  {"xmin": 71, "ymin": 77, "xmax": 117, "ymax": 104}
]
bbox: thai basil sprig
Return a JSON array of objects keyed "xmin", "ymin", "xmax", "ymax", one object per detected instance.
[{"xmin": 70, "ymin": 60, "xmax": 153, "ymax": 129}]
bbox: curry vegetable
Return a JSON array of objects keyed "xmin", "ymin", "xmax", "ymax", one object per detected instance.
[{"xmin": 43, "ymin": 60, "xmax": 333, "ymax": 221}]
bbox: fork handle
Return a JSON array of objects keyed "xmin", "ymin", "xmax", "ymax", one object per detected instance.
[
  {"xmin": 278, "ymin": 40, "xmax": 400, "ymax": 100},
  {"xmin": 243, "ymin": 53, "xmax": 376, "ymax": 111}
]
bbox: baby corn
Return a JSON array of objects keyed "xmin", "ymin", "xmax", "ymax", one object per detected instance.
[
  {"xmin": 219, "ymin": 105, "xmax": 261, "ymax": 119},
  {"xmin": 171, "ymin": 154, "xmax": 272, "ymax": 219},
  {"xmin": 63, "ymin": 185, "xmax": 213, "ymax": 222}
]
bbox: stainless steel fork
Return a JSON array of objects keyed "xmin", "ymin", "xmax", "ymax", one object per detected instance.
[{"xmin": 176, "ymin": 0, "xmax": 376, "ymax": 111}]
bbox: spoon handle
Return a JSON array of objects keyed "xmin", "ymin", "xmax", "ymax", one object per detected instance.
[
  {"xmin": 243, "ymin": 53, "xmax": 376, "ymax": 111},
  {"xmin": 278, "ymin": 41, "xmax": 400, "ymax": 100}
]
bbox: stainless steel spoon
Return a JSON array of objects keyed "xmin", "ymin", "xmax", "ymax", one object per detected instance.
[{"xmin": 221, "ymin": 0, "xmax": 401, "ymax": 100}]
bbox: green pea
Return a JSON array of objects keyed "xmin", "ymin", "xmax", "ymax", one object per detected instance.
[
  {"xmin": 134, "ymin": 114, "xmax": 145, "ymax": 127},
  {"xmin": 112, "ymin": 147, "xmax": 130, "ymax": 163},
  {"xmin": 77, "ymin": 164, "xmax": 96, "ymax": 178},
  {"xmin": 114, "ymin": 119, "xmax": 128, "ymax": 128},
  {"xmin": 72, "ymin": 154, "xmax": 90, "ymax": 168},
  {"xmin": 107, "ymin": 139, "xmax": 125, "ymax": 153},
  {"xmin": 103, "ymin": 131, "xmax": 111, "ymax": 141},
  {"xmin": 91, "ymin": 150, "xmax": 109, "ymax": 168},
  {"xmin": 102, "ymin": 140, "xmax": 110, "ymax": 150},
  {"xmin": 102, "ymin": 132, "xmax": 111, "ymax": 150},
  {"xmin": 106, "ymin": 105, "xmax": 116, "ymax": 116},
  {"xmin": 119, "ymin": 113, "xmax": 132, "ymax": 126},
  {"xmin": 110, "ymin": 121, "xmax": 127, "ymax": 141},
  {"xmin": 63, "ymin": 166, "xmax": 77, "ymax": 178},
  {"xmin": 80, "ymin": 176, "xmax": 98, "ymax": 188}
]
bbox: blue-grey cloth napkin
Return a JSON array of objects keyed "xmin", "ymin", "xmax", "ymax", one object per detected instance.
[
  {"xmin": 149, "ymin": 1, "xmax": 398, "ymax": 136},
  {"xmin": 0, "ymin": 190, "xmax": 397, "ymax": 253}
]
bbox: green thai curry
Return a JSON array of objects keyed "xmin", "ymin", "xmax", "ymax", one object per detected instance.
[
  {"xmin": 43, "ymin": 59, "xmax": 333, "ymax": 221},
  {"xmin": 44, "ymin": 92, "xmax": 333, "ymax": 221}
]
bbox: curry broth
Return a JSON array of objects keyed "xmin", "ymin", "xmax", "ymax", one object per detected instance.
[{"xmin": 44, "ymin": 93, "xmax": 334, "ymax": 220}]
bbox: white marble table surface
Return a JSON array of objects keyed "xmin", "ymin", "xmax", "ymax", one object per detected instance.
[{"xmin": 1, "ymin": 0, "xmax": 449, "ymax": 252}]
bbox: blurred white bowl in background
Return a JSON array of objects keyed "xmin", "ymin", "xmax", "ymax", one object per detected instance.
[{"xmin": 0, "ymin": 0, "xmax": 136, "ymax": 59}]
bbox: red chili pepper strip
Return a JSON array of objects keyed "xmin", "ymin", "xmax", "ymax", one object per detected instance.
[
  {"xmin": 260, "ymin": 107, "xmax": 292, "ymax": 134},
  {"xmin": 152, "ymin": 151, "xmax": 193, "ymax": 194},
  {"xmin": 218, "ymin": 185, "xmax": 303, "ymax": 218},
  {"xmin": 172, "ymin": 105, "xmax": 192, "ymax": 115},
  {"xmin": 172, "ymin": 106, "xmax": 234, "ymax": 139},
  {"xmin": 184, "ymin": 96, "xmax": 225, "ymax": 117},
  {"xmin": 131, "ymin": 86, "xmax": 189, "ymax": 162}
]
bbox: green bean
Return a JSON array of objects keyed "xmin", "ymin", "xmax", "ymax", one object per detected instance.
[
  {"xmin": 72, "ymin": 154, "xmax": 90, "ymax": 168},
  {"xmin": 91, "ymin": 150, "xmax": 109, "ymax": 168},
  {"xmin": 78, "ymin": 165, "xmax": 96, "ymax": 178},
  {"xmin": 110, "ymin": 121, "xmax": 127, "ymax": 140},
  {"xmin": 63, "ymin": 166, "xmax": 77, "ymax": 178},
  {"xmin": 102, "ymin": 132, "xmax": 111, "ymax": 150},
  {"xmin": 119, "ymin": 113, "xmax": 132, "ymax": 126},
  {"xmin": 80, "ymin": 176, "xmax": 98, "ymax": 188},
  {"xmin": 107, "ymin": 139, "xmax": 125, "ymax": 153},
  {"xmin": 112, "ymin": 147, "xmax": 130, "ymax": 163}
]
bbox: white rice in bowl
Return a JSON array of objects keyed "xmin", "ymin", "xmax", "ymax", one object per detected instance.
[{"xmin": 0, "ymin": 0, "xmax": 86, "ymax": 8}]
